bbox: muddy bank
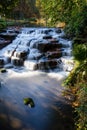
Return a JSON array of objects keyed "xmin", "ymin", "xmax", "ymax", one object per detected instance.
[{"xmin": 0, "ymin": 70, "xmax": 75, "ymax": 130}]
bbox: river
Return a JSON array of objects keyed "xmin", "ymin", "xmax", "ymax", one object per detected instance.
[{"xmin": 0, "ymin": 27, "xmax": 75, "ymax": 130}]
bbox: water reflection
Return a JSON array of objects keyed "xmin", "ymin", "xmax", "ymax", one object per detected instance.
[{"xmin": 0, "ymin": 70, "xmax": 75, "ymax": 130}]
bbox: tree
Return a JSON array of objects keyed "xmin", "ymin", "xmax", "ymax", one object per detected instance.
[
  {"xmin": 0, "ymin": 0, "xmax": 18, "ymax": 17},
  {"xmin": 13, "ymin": 0, "xmax": 40, "ymax": 20},
  {"xmin": 36, "ymin": 0, "xmax": 87, "ymax": 31},
  {"xmin": 0, "ymin": 0, "xmax": 40, "ymax": 20}
]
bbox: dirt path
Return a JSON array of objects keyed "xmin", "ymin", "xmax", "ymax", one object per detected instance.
[{"xmin": 0, "ymin": 69, "xmax": 75, "ymax": 130}]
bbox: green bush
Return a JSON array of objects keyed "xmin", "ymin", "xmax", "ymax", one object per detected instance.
[
  {"xmin": 0, "ymin": 19, "xmax": 6, "ymax": 29},
  {"xmin": 64, "ymin": 60, "xmax": 87, "ymax": 130},
  {"xmin": 73, "ymin": 44, "xmax": 87, "ymax": 62},
  {"xmin": 76, "ymin": 83, "xmax": 87, "ymax": 130},
  {"xmin": 65, "ymin": 5, "xmax": 87, "ymax": 38}
]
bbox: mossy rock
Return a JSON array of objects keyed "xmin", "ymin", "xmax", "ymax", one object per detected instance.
[
  {"xmin": 23, "ymin": 97, "xmax": 35, "ymax": 108},
  {"xmin": 0, "ymin": 68, "xmax": 7, "ymax": 73}
]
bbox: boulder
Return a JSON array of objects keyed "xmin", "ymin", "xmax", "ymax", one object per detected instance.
[
  {"xmin": 14, "ymin": 51, "xmax": 28, "ymax": 59},
  {"xmin": 38, "ymin": 59, "xmax": 58, "ymax": 70},
  {"xmin": 11, "ymin": 57, "xmax": 24, "ymax": 66},
  {"xmin": 45, "ymin": 51, "xmax": 62, "ymax": 59},
  {"xmin": 15, "ymin": 46, "xmax": 29, "ymax": 59},
  {"xmin": 0, "ymin": 68, "xmax": 7, "ymax": 73},
  {"xmin": 37, "ymin": 43, "xmax": 62, "ymax": 52},
  {"xmin": 43, "ymin": 35, "xmax": 52, "ymax": 39},
  {"xmin": 29, "ymin": 39, "xmax": 49, "ymax": 49}
]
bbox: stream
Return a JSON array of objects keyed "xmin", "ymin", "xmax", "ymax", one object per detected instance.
[{"xmin": 0, "ymin": 27, "xmax": 75, "ymax": 130}]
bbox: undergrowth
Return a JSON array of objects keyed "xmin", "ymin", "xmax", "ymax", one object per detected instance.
[{"xmin": 63, "ymin": 59, "xmax": 87, "ymax": 130}]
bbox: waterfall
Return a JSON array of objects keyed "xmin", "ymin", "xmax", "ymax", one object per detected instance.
[{"xmin": 0, "ymin": 27, "xmax": 74, "ymax": 72}]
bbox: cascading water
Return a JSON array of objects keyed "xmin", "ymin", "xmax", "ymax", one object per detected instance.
[
  {"xmin": 0, "ymin": 27, "xmax": 75, "ymax": 130},
  {"xmin": 0, "ymin": 27, "xmax": 74, "ymax": 72}
]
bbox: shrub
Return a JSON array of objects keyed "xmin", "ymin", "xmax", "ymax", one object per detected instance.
[
  {"xmin": 64, "ymin": 60, "xmax": 87, "ymax": 130},
  {"xmin": 73, "ymin": 44, "xmax": 87, "ymax": 62}
]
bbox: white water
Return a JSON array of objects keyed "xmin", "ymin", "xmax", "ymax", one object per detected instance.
[
  {"xmin": 0, "ymin": 27, "xmax": 74, "ymax": 72},
  {"xmin": 0, "ymin": 27, "xmax": 74, "ymax": 94}
]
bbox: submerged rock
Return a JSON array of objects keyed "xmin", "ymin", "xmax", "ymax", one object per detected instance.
[
  {"xmin": 11, "ymin": 57, "xmax": 24, "ymax": 66},
  {"xmin": 23, "ymin": 97, "xmax": 35, "ymax": 108}
]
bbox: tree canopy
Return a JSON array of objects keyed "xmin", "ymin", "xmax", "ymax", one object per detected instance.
[
  {"xmin": 0, "ymin": 0, "xmax": 18, "ymax": 17},
  {"xmin": 13, "ymin": 0, "xmax": 39, "ymax": 19},
  {"xmin": 36, "ymin": 0, "xmax": 87, "ymax": 36},
  {"xmin": 0, "ymin": 0, "xmax": 40, "ymax": 19}
]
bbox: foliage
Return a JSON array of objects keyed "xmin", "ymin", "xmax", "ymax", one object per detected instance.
[
  {"xmin": 64, "ymin": 60, "xmax": 87, "ymax": 86},
  {"xmin": 73, "ymin": 44, "xmax": 87, "ymax": 62},
  {"xmin": 0, "ymin": 0, "xmax": 40, "ymax": 21},
  {"xmin": 0, "ymin": 19, "xmax": 6, "ymax": 29},
  {"xmin": 0, "ymin": 0, "xmax": 18, "ymax": 17},
  {"xmin": 36, "ymin": 0, "xmax": 68, "ymax": 24},
  {"xmin": 64, "ymin": 58, "xmax": 87, "ymax": 130},
  {"xmin": 13, "ymin": 0, "xmax": 40, "ymax": 19},
  {"xmin": 76, "ymin": 83, "xmax": 87, "ymax": 130},
  {"xmin": 36, "ymin": 0, "xmax": 87, "ymax": 35},
  {"xmin": 64, "ymin": 4, "xmax": 87, "ymax": 37}
]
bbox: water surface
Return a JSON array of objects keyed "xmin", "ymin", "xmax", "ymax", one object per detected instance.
[{"xmin": 0, "ymin": 69, "xmax": 74, "ymax": 130}]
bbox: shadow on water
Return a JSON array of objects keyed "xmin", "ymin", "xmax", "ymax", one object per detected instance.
[
  {"xmin": 0, "ymin": 100, "xmax": 75, "ymax": 130},
  {"xmin": 0, "ymin": 71, "xmax": 76, "ymax": 130}
]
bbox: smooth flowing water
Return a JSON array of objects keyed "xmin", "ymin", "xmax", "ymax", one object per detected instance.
[{"xmin": 0, "ymin": 27, "xmax": 75, "ymax": 130}]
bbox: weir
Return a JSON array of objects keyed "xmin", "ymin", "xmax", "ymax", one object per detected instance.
[{"xmin": 0, "ymin": 27, "xmax": 74, "ymax": 72}]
